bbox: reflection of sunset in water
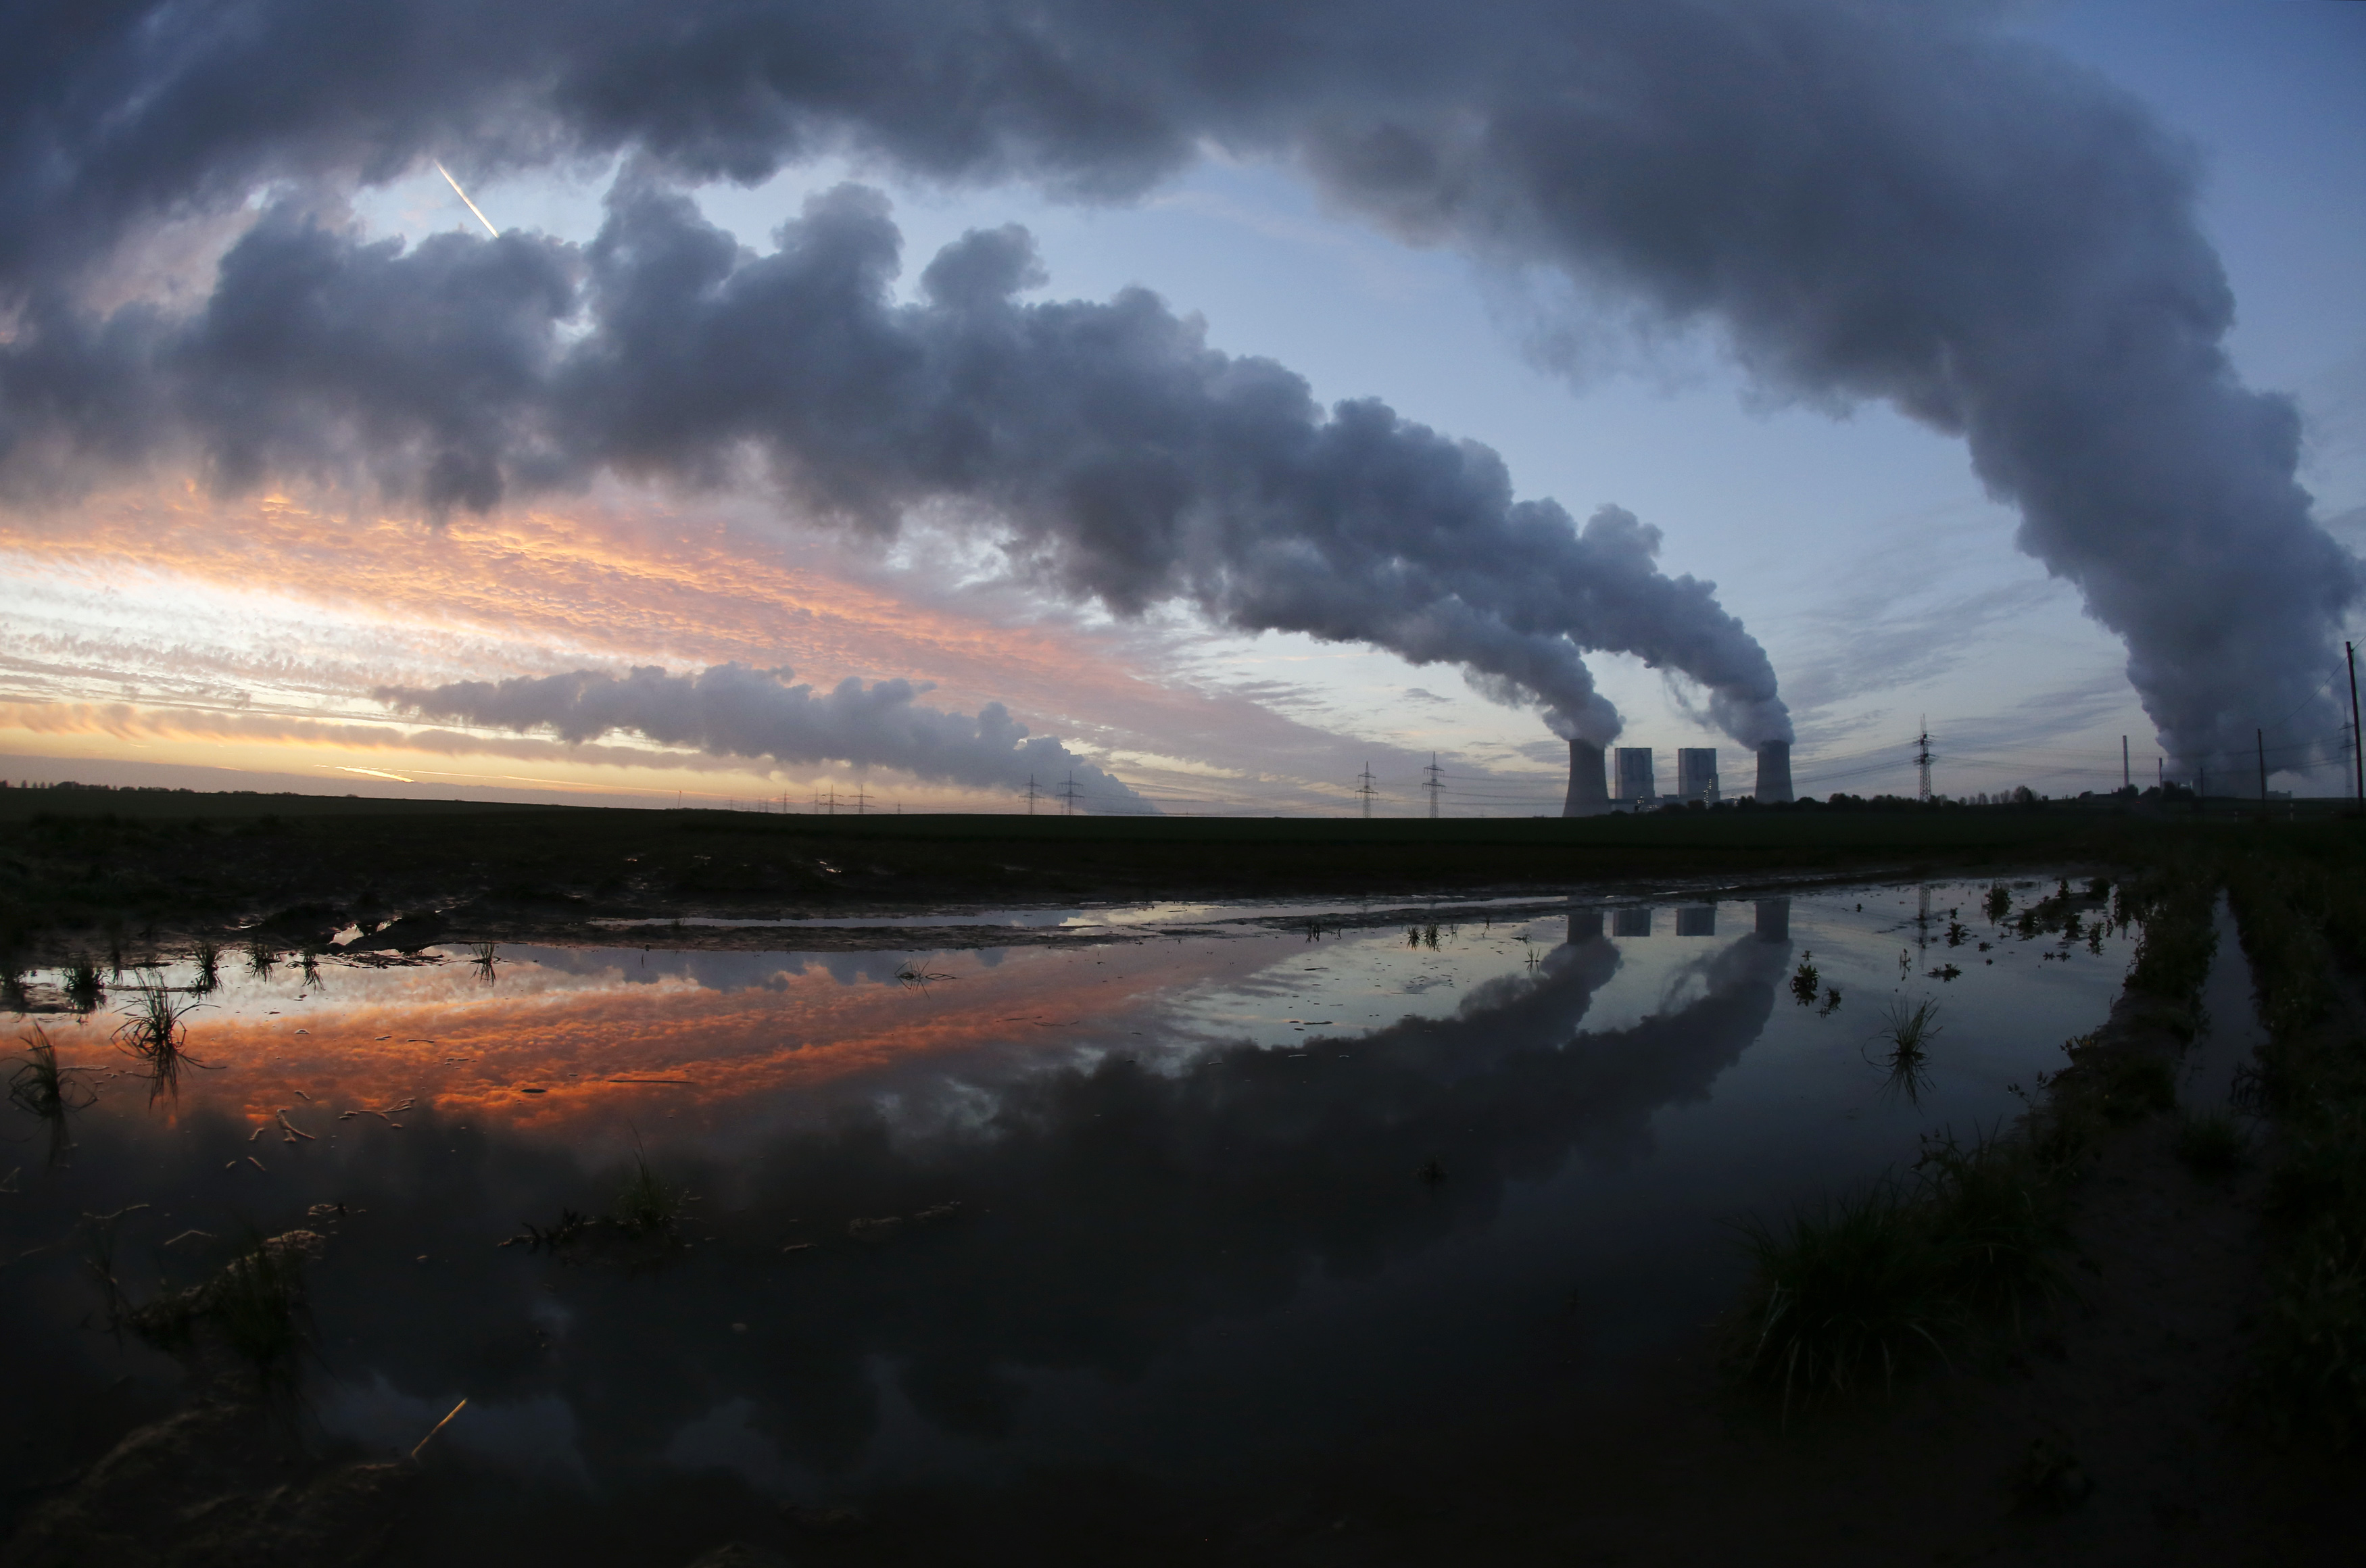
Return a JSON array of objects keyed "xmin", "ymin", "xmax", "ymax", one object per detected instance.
[
  {"xmin": 35, "ymin": 937, "xmax": 1294, "ymax": 1144},
  {"xmin": 2, "ymin": 883, "xmax": 2154, "ymax": 1557}
]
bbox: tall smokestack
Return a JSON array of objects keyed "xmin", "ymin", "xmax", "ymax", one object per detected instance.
[
  {"xmin": 1564, "ymin": 739, "xmax": 1611, "ymax": 817},
  {"xmin": 1756, "ymin": 741, "xmax": 1794, "ymax": 804}
]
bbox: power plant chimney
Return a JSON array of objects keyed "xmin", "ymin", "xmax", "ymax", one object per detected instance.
[
  {"xmin": 1563, "ymin": 739, "xmax": 1611, "ymax": 816},
  {"xmin": 1755, "ymin": 740, "xmax": 1794, "ymax": 804}
]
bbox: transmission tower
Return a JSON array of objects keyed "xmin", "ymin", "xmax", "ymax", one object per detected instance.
[
  {"xmin": 1423, "ymin": 753, "xmax": 1443, "ymax": 819},
  {"xmin": 1356, "ymin": 762, "xmax": 1378, "ymax": 820},
  {"xmin": 1025, "ymin": 776, "xmax": 1038, "ymax": 815},
  {"xmin": 1914, "ymin": 718, "xmax": 1934, "ymax": 804},
  {"xmin": 853, "ymin": 786, "xmax": 870, "ymax": 816},
  {"xmin": 1057, "ymin": 774, "xmax": 1081, "ymax": 816}
]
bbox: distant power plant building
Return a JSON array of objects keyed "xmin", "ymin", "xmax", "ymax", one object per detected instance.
[
  {"xmin": 1756, "ymin": 741, "xmax": 1794, "ymax": 804},
  {"xmin": 1675, "ymin": 748, "xmax": 1719, "ymax": 803},
  {"xmin": 1613, "ymin": 747, "xmax": 1656, "ymax": 805},
  {"xmin": 1563, "ymin": 739, "xmax": 1611, "ymax": 817}
]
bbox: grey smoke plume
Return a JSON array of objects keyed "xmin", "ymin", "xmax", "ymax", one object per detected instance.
[
  {"xmin": 5, "ymin": 183, "xmax": 1790, "ymax": 745},
  {"xmin": 377, "ymin": 662, "xmax": 1152, "ymax": 810},
  {"xmin": 0, "ymin": 0, "xmax": 2350, "ymax": 764}
]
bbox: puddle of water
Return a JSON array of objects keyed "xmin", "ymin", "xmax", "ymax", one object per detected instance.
[
  {"xmin": 0, "ymin": 876, "xmax": 2137, "ymax": 1552},
  {"xmin": 2183, "ymin": 895, "xmax": 2270, "ymax": 1112}
]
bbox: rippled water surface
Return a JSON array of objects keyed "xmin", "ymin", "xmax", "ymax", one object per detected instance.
[{"xmin": 3, "ymin": 877, "xmax": 2138, "ymax": 1559}]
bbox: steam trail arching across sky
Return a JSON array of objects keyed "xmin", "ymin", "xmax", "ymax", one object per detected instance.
[
  {"xmin": 0, "ymin": 0, "xmax": 2352, "ymax": 767},
  {"xmin": 378, "ymin": 663, "xmax": 1153, "ymax": 810},
  {"xmin": 0, "ymin": 182, "xmax": 1791, "ymax": 748}
]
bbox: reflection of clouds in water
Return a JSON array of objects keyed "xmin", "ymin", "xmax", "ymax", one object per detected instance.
[
  {"xmin": 514, "ymin": 944, "xmax": 912, "ymax": 993},
  {"xmin": 317, "ymin": 1375, "xmax": 592, "ymax": 1490},
  {"xmin": 313, "ymin": 927, "xmax": 1775, "ymax": 1477},
  {"xmin": 0, "ymin": 913, "xmax": 1800, "ymax": 1525}
]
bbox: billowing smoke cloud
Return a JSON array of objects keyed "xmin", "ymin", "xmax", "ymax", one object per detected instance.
[
  {"xmin": 5, "ymin": 183, "xmax": 1789, "ymax": 745},
  {"xmin": 0, "ymin": 0, "xmax": 2349, "ymax": 763},
  {"xmin": 377, "ymin": 662, "xmax": 1153, "ymax": 810}
]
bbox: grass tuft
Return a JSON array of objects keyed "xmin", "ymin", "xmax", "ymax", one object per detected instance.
[
  {"xmin": 189, "ymin": 937, "xmax": 222, "ymax": 994},
  {"xmin": 9, "ymin": 1024, "xmax": 97, "ymax": 1165},
  {"xmin": 1871, "ymin": 996, "xmax": 1941, "ymax": 1106},
  {"xmin": 112, "ymin": 979, "xmax": 206, "ymax": 1104},
  {"xmin": 2174, "ymin": 1109, "xmax": 2250, "ymax": 1179},
  {"xmin": 63, "ymin": 956, "xmax": 105, "ymax": 1014},
  {"xmin": 1729, "ymin": 1129, "xmax": 2071, "ymax": 1421}
]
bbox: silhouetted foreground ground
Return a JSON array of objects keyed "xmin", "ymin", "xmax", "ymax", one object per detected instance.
[
  {"xmin": 0, "ymin": 786, "xmax": 2321, "ymax": 962},
  {"xmin": 4, "ymin": 793, "xmax": 2363, "ymax": 1565}
]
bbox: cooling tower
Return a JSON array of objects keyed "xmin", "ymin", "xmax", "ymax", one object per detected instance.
[
  {"xmin": 1756, "ymin": 740, "xmax": 1794, "ymax": 804},
  {"xmin": 1613, "ymin": 746, "xmax": 1656, "ymax": 804},
  {"xmin": 1676, "ymin": 748, "xmax": 1718, "ymax": 803},
  {"xmin": 1563, "ymin": 739, "xmax": 1611, "ymax": 816}
]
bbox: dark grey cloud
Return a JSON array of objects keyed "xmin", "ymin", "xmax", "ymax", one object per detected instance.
[
  {"xmin": 0, "ymin": 0, "xmax": 2345, "ymax": 762},
  {"xmin": 378, "ymin": 661, "xmax": 1151, "ymax": 810}
]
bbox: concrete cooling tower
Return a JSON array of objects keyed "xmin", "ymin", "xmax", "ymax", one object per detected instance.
[
  {"xmin": 1756, "ymin": 741, "xmax": 1794, "ymax": 804},
  {"xmin": 1563, "ymin": 739, "xmax": 1611, "ymax": 816}
]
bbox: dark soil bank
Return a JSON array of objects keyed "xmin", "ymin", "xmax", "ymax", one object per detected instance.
[{"xmin": 0, "ymin": 786, "xmax": 2262, "ymax": 962}]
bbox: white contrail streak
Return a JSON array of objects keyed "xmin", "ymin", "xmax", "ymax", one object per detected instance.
[{"xmin": 432, "ymin": 161, "xmax": 500, "ymax": 238}]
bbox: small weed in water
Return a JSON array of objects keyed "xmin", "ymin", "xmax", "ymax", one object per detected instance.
[
  {"xmin": 244, "ymin": 937, "xmax": 276, "ymax": 979},
  {"xmin": 112, "ymin": 979, "xmax": 206, "ymax": 1104},
  {"xmin": 1984, "ymin": 883, "xmax": 2012, "ymax": 923},
  {"xmin": 189, "ymin": 938, "xmax": 222, "ymax": 994},
  {"xmin": 64, "ymin": 956, "xmax": 104, "ymax": 1014},
  {"xmin": 1872, "ymin": 996, "xmax": 1941, "ymax": 1106},
  {"xmin": 9, "ymin": 1024, "xmax": 96, "ymax": 1165},
  {"xmin": 613, "ymin": 1142, "xmax": 686, "ymax": 1240},
  {"xmin": 1790, "ymin": 952, "xmax": 1820, "ymax": 1006}
]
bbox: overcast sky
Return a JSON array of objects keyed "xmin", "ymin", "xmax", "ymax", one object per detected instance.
[{"xmin": 1, "ymin": 0, "xmax": 2360, "ymax": 812}]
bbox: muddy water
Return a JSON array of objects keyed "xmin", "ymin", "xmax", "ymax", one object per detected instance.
[{"xmin": 3, "ymin": 877, "xmax": 2137, "ymax": 1560}]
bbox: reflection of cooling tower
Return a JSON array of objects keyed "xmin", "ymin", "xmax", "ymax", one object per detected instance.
[
  {"xmin": 1756, "ymin": 741, "xmax": 1794, "ymax": 804},
  {"xmin": 1566, "ymin": 902, "xmax": 1604, "ymax": 944},
  {"xmin": 1613, "ymin": 906, "xmax": 1652, "ymax": 937},
  {"xmin": 1676, "ymin": 906, "xmax": 1717, "ymax": 936},
  {"xmin": 1563, "ymin": 740, "xmax": 1611, "ymax": 817},
  {"xmin": 1754, "ymin": 898, "xmax": 1791, "ymax": 941}
]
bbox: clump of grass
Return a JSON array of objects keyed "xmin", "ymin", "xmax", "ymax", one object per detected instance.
[
  {"xmin": 1916, "ymin": 1131, "xmax": 2071, "ymax": 1335},
  {"xmin": 189, "ymin": 937, "xmax": 222, "ymax": 994},
  {"xmin": 295, "ymin": 945, "xmax": 324, "ymax": 988},
  {"xmin": 2088, "ymin": 1050, "xmax": 2178, "ymax": 1126},
  {"xmin": 1984, "ymin": 883, "xmax": 2012, "ymax": 923},
  {"xmin": 1729, "ymin": 1182, "xmax": 1953, "ymax": 1421},
  {"xmin": 209, "ymin": 1233, "xmax": 318, "ymax": 1396},
  {"xmin": 2175, "ymin": 1110, "xmax": 2250, "ymax": 1179},
  {"xmin": 9, "ymin": 1024, "xmax": 97, "ymax": 1166},
  {"xmin": 64, "ymin": 956, "xmax": 105, "ymax": 1014},
  {"xmin": 112, "ymin": 979, "xmax": 207, "ymax": 1104},
  {"xmin": 612, "ymin": 1142, "xmax": 685, "ymax": 1240},
  {"xmin": 1789, "ymin": 952, "xmax": 1820, "ymax": 1006},
  {"xmin": 244, "ymin": 936, "xmax": 276, "ymax": 979},
  {"xmin": 1728, "ymin": 1131, "xmax": 2071, "ymax": 1421},
  {"xmin": 469, "ymin": 940, "xmax": 500, "ymax": 981},
  {"xmin": 126, "ymin": 1229, "xmax": 323, "ymax": 1400},
  {"xmin": 1872, "ymin": 996, "xmax": 1941, "ymax": 1106},
  {"xmin": 2125, "ymin": 871, "xmax": 2218, "ymax": 1005}
]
